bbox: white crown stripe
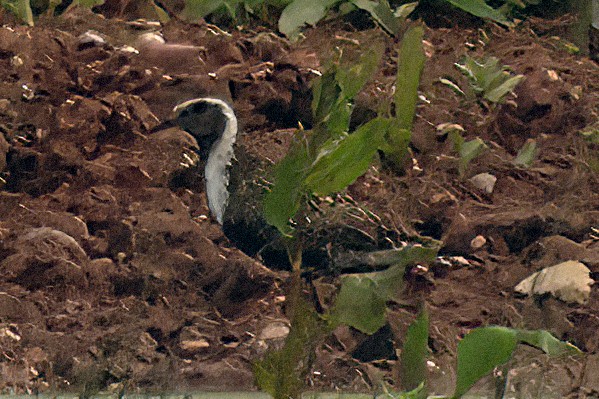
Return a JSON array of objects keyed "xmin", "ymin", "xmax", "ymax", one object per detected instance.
[{"xmin": 174, "ymin": 98, "xmax": 238, "ymax": 225}]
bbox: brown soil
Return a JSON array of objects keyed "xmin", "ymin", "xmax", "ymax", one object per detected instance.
[{"xmin": 0, "ymin": 6, "xmax": 597, "ymax": 397}]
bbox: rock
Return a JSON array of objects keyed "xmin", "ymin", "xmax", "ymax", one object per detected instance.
[
  {"xmin": 515, "ymin": 260, "xmax": 594, "ymax": 304},
  {"xmin": 470, "ymin": 173, "xmax": 497, "ymax": 194},
  {"xmin": 470, "ymin": 235, "xmax": 487, "ymax": 249},
  {"xmin": 259, "ymin": 321, "xmax": 289, "ymax": 340}
]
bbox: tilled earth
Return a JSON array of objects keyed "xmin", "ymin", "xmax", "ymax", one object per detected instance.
[{"xmin": 0, "ymin": 6, "xmax": 598, "ymax": 397}]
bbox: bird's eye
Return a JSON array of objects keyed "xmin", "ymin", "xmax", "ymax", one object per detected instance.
[{"xmin": 179, "ymin": 109, "xmax": 189, "ymax": 118}]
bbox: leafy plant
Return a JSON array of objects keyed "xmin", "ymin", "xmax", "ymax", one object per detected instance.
[
  {"xmin": 447, "ymin": 128, "xmax": 488, "ymax": 177},
  {"xmin": 264, "ymin": 25, "xmax": 425, "ymax": 236},
  {"xmin": 444, "ymin": 0, "xmax": 513, "ymax": 26},
  {"xmin": 254, "ymin": 281, "xmax": 322, "ymax": 399},
  {"xmin": 1, "ymin": 0, "xmax": 33, "ymax": 25},
  {"xmin": 279, "ymin": 0, "xmax": 413, "ymax": 37},
  {"xmin": 258, "ymin": 27, "xmax": 432, "ymax": 398},
  {"xmin": 183, "ymin": 0, "xmax": 291, "ymax": 24},
  {"xmin": 513, "ymin": 138, "xmax": 538, "ymax": 167},
  {"xmin": 383, "ymin": 310, "xmax": 580, "ymax": 398},
  {"xmin": 455, "ymin": 56, "xmax": 524, "ymax": 104},
  {"xmin": 263, "ymin": 45, "xmax": 382, "ymax": 235}
]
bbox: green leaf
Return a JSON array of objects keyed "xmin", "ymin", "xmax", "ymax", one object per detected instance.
[
  {"xmin": 515, "ymin": 329, "xmax": 581, "ymax": 356},
  {"xmin": 384, "ymin": 25, "xmax": 425, "ymax": 170},
  {"xmin": 389, "ymin": 383, "xmax": 426, "ymax": 399},
  {"xmin": 445, "ymin": 0, "xmax": 513, "ymax": 26},
  {"xmin": 332, "ymin": 272, "xmax": 390, "ymax": 334},
  {"xmin": 182, "ymin": 0, "xmax": 224, "ymax": 19},
  {"xmin": 395, "ymin": 25, "xmax": 426, "ymax": 131},
  {"xmin": 458, "ymin": 137, "xmax": 487, "ymax": 176},
  {"xmin": 484, "ymin": 74, "xmax": 524, "ymax": 103},
  {"xmin": 454, "ymin": 327, "xmax": 581, "ymax": 398},
  {"xmin": 312, "ymin": 71, "xmax": 342, "ymax": 127},
  {"xmin": 439, "ymin": 78, "xmax": 466, "ymax": 96},
  {"xmin": 394, "ymin": 1, "xmax": 417, "ymax": 18},
  {"xmin": 263, "ymin": 133, "xmax": 310, "ymax": 236},
  {"xmin": 513, "ymin": 139, "xmax": 538, "ymax": 167},
  {"xmin": 351, "ymin": 0, "xmax": 400, "ymax": 35},
  {"xmin": 74, "ymin": 0, "xmax": 104, "ymax": 7},
  {"xmin": 330, "ymin": 246, "xmax": 437, "ymax": 334},
  {"xmin": 305, "ymin": 117, "xmax": 389, "ymax": 195},
  {"xmin": 454, "ymin": 326, "xmax": 518, "ymax": 398},
  {"xmin": 399, "ymin": 306, "xmax": 430, "ymax": 391},
  {"xmin": 324, "ymin": 99, "xmax": 353, "ymax": 138},
  {"xmin": 278, "ymin": 0, "xmax": 340, "ymax": 38},
  {"xmin": 151, "ymin": 0, "xmax": 171, "ymax": 22},
  {"xmin": 381, "ymin": 123, "xmax": 411, "ymax": 170},
  {"xmin": 2, "ymin": 0, "xmax": 33, "ymax": 25},
  {"xmin": 336, "ymin": 45, "xmax": 384, "ymax": 100}
]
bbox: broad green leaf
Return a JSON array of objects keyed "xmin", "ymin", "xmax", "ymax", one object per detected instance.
[
  {"xmin": 454, "ymin": 327, "xmax": 581, "ymax": 398},
  {"xmin": 182, "ymin": 0, "xmax": 224, "ymax": 19},
  {"xmin": 449, "ymin": 129, "xmax": 465, "ymax": 152},
  {"xmin": 305, "ymin": 117, "xmax": 390, "ymax": 195},
  {"xmin": 449, "ymin": 129, "xmax": 487, "ymax": 176},
  {"xmin": 3, "ymin": 0, "xmax": 33, "ymax": 25},
  {"xmin": 312, "ymin": 71, "xmax": 342, "ymax": 128},
  {"xmin": 336, "ymin": 45, "xmax": 384, "ymax": 100},
  {"xmin": 454, "ymin": 326, "xmax": 518, "ymax": 398},
  {"xmin": 278, "ymin": 0, "xmax": 340, "ymax": 38},
  {"xmin": 395, "ymin": 25, "xmax": 426, "ymax": 131},
  {"xmin": 484, "ymin": 74, "xmax": 524, "ymax": 103},
  {"xmin": 385, "ymin": 25, "xmax": 425, "ymax": 169},
  {"xmin": 445, "ymin": 0, "xmax": 513, "ymax": 26},
  {"xmin": 382, "ymin": 124, "xmax": 412, "ymax": 171},
  {"xmin": 399, "ymin": 306, "xmax": 429, "ymax": 392},
  {"xmin": 324, "ymin": 99, "xmax": 353, "ymax": 139},
  {"xmin": 351, "ymin": 0, "xmax": 400, "ymax": 35},
  {"xmin": 330, "ymin": 246, "xmax": 437, "ymax": 334},
  {"xmin": 515, "ymin": 329, "xmax": 581, "ymax": 356},
  {"xmin": 222, "ymin": 0, "xmax": 242, "ymax": 18},
  {"xmin": 394, "ymin": 1, "xmax": 417, "ymax": 18},
  {"xmin": 513, "ymin": 139, "xmax": 538, "ymax": 167},
  {"xmin": 458, "ymin": 137, "xmax": 487, "ymax": 176},
  {"xmin": 332, "ymin": 272, "xmax": 389, "ymax": 334},
  {"xmin": 263, "ymin": 133, "xmax": 310, "ymax": 235}
]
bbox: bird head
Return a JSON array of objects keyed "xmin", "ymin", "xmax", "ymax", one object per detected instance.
[{"xmin": 173, "ymin": 98, "xmax": 238, "ymax": 224}]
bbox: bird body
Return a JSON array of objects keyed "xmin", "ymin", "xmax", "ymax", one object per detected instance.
[{"xmin": 173, "ymin": 98, "xmax": 238, "ymax": 224}]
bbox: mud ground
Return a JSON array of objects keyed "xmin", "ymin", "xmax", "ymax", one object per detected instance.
[{"xmin": 0, "ymin": 5, "xmax": 597, "ymax": 397}]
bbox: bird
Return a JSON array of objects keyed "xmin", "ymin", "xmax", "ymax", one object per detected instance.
[
  {"xmin": 171, "ymin": 97, "xmax": 400, "ymax": 272},
  {"xmin": 173, "ymin": 97, "xmax": 238, "ymax": 225}
]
